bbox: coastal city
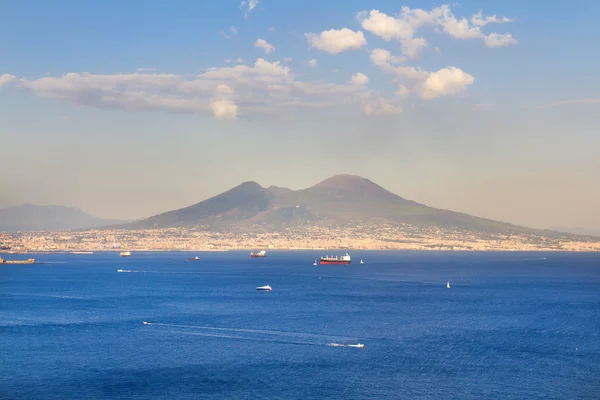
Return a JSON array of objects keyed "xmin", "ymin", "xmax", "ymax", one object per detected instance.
[{"xmin": 1, "ymin": 224, "xmax": 599, "ymax": 253}]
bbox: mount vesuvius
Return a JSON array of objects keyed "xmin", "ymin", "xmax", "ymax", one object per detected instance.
[{"xmin": 117, "ymin": 175, "xmax": 555, "ymax": 236}]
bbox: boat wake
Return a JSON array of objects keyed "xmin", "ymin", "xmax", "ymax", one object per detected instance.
[{"xmin": 142, "ymin": 321, "xmax": 362, "ymax": 347}]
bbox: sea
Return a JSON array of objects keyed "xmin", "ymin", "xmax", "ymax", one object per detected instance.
[{"xmin": 1, "ymin": 251, "xmax": 599, "ymax": 399}]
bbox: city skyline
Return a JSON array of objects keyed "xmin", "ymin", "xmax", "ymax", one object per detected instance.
[{"xmin": 1, "ymin": 0, "xmax": 599, "ymax": 231}]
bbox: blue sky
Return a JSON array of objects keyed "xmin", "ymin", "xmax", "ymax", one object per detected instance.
[{"xmin": 1, "ymin": 0, "xmax": 599, "ymax": 230}]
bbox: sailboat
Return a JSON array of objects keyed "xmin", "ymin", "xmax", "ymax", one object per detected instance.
[
  {"xmin": 313, "ymin": 260, "xmax": 317, "ymax": 266},
  {"xmin": 446, "ymin": 281, "xmax": 451, "ymax": 289},
  {"xmin": 360, "ymin": 259, "xmax": 364, "ymax": 264}
]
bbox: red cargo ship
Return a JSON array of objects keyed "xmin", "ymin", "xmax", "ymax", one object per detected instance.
[{"xmin": 319, "ymin": 253, "xmax": 352, "ymax": 265}]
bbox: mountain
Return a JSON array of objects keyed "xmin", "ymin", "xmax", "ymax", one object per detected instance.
[
  {"xmin": 550, "ymin": 226, "xmax": 600, "ymax": 238},
  {"xmin": 120, "ymin": 174, "xmax": 560, "ymax": 236},
  {"xmin": 0, "ymin": 204, "xmax": 126, "ymax": 231}
]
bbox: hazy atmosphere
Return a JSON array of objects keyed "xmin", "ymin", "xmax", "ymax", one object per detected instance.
[{"xmin": 1, "ymin": 0, "xmax": 599, "ymax": 231}]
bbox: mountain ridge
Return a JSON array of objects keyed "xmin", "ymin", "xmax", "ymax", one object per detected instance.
[{"xmin": 0, "ymin": 204, "xmax": 127, "ymax": 232}]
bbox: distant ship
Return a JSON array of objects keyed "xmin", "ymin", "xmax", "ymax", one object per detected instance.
[
  {"xmin": 188, "ymin": 256, "xmax": 199, "ymax": 261},
  {"xmin": 313, "ymin": 260, "xmax": 317, "ymax": 266},
  {"xmin": 256, "ymin": 285, "xmax": 272, "ymax": 291},
  {"xmin": 447, "ymin": 281, "xmax": 451, "ymax": 289},
  {"xmin": 319, "ymin": 253, "xmax": 351, "ymax": 265},
  {"xmin": 120, "ymin": 251, "xmax": 131, "ymax": 257},
  {"xmin": 250, "ymin": 250, "xmax": 267, "ymax": 258},
  {"xmin": 0, "ymin": 257, "xmax": 35, "ymax": 264},
  {"xmin": 360, "ymin": 259, "xmax": 364, "ymax": 264}
]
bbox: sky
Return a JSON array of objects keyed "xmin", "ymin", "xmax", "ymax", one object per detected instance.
[{"xmin": 1, "ymin": 0, "xmax": 599, "ymax": 231}]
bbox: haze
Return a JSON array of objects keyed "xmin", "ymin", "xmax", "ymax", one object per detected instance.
[{"xmin": 1, "ymin": 1, "xmax": 599, "ymax": 231}]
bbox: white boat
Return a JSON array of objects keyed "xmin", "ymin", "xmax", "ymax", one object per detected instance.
[
  {"xmin": 256, "ymin": 285, "xmax": 272, "ymax": 291},
  {"xmin": 348, "ymin": 343, "xmax": 365, "ymax": 348},
  {"xmin": 447, "ymin": 281, "xmax": 451, "ymax": 289},
  {"xmin": 120, "ymin": 251, "xmax": 131, "ymax": 257},
  {"xmin": 360, "ymin": 259, "xmax": 364, "ymax": 264},
  {"xmin": 117, "ymin": 269, "xmax": 124, "ymax": 273},
  {"xmin": 313, "ymin": 260, "xmax": 317, "ymax": 266}
]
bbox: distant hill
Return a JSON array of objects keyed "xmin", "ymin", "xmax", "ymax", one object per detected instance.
[
  {"xmin": 0, "ymin": 204, "xmax": 126, "ymax": 231},
  {"xmin": 550, "ymin": 226, "xmax": 600, "ymax": 238},
  {"xmin": 119, "ymin": 174, "xmax": 563, "ymax": 236}
]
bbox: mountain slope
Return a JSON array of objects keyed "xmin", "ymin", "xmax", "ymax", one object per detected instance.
[
  {"xmin": 124, "ymin": 181, "xmax": 274, "ymax": 229},
  {"xmin": 118, "ymin": 175, "xmax": 557, "ymax": 235},
  {"xmin": 0, "ymin": 204, "xmax": 125, "ymax": 231}
]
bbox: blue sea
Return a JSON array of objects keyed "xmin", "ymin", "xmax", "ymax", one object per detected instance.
[{"xmin": 1, "ymin": 251, "xmax": 599, "ymax": 399}]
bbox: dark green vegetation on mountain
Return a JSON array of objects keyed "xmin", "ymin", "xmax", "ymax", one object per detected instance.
[{"xmin": 119, "ymin": 175, "xmax": 563, "ymax": 236}]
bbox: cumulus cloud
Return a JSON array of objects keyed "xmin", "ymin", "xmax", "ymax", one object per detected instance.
[
  {"xmin": 241, "ymin": 0, "xmax": 259, "ymax": 19},
  {"xmin": 211, "ymin": 98, "xmax": 238, "ymax": 120},
  {"xmin": 420, "ymin": 67, "xmax": 475, "ymax": 100},
  {"xmin": 369, "ymin": 48, "xmax": 474, "ymax": 99},
  {"xmin": 358, "ymin": 5, "xmax": 516, "ymax": 56},
  {"xmin": 0, "ymin": 74, "xmax": 17, "ymax": 87},
  {"xmin": 305, "ymin": 28, "xmax": 367, "ymax": 54},
  {"xmin": 254, "ymin": 38, "xmax": 274, "ymax": 54},
  {"xmin": 308, "ymin": 59, "xmax": 317, "ymax": 68},
  {"xmin": 351, "ymin": 72, "xmax": 369, "ymax": 85}
]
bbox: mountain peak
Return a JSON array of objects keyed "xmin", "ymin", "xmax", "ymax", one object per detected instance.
[{"xmin": 315, "ymin": 175, "xmax": 377, "ymax": 191}]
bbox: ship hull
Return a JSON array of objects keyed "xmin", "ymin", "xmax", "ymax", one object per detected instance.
[
  {"xmin": 250, "ymin": 255, "xmax": 267, "ymax": 258},
  {"xmin": 319, "ymin": 260, "xmax": 351, "ymax": 265}
]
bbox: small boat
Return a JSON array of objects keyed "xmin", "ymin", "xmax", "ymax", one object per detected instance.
[
  {"xmin": 313, "ymin": 260, "xmax": 317, "ymax": 266},
  {"xmin": 256, "ymin": 285, "xmax": 272, "ymax": 291},
  {"xmin": 360, "ymin": 259, "xmax": 364, "ymax": 264},
  {"xmin": 142, "ymin": 321, "xmax": 148, "ymax": 325},
  {"xmin": 447, "ymin": 281, "xmax": 451, "ymax": 289},
  {"xmin": 348, "ymin": 343, "xmax": 365, "ymax": 348},
  {"xmin": 188, "ymin": 256, "xmax": 199, "ymax": 261},
  {"xmin": 250, "ymin": 250, "xmax": 267, "ymax": 258},
  {"xmin": 117, "ymin": 269, "xmax": 124, "ymax": 273},
  {"xmin": 120, "ymin": 251, "xmax": 131, "ymax": 257}
]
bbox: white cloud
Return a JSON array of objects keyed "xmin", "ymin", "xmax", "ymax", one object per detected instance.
[
  {"xmin": 471, "ymin": 10, "xmax": 514, "ymax": 27},
  {"xmin": 369, "ymin": 48, "xmax": 474, "ymax": 99},
  {"xmin": 268, "ymin": 27, "xmax": 276, "ymax": 32},
  {"xmin": 136, "ymin": 68, "xmax": 156, "ymax": 72},
  {"xmin": 211, "ymin": 98, "xmax": 238, "ymax": 120},
  {"xmin": 419, "ymin": 67, "xmax": 475, "ymax": 100},
  {"xmin": 358, "ymin": 10, "xmax": 414, "ymax": 41},
  {"xmin": 14, "ymin": 59, "xmax": 372, "ymax": 119},
  {"xmin": 358, "ymin": 5, "xmax": 516, "ymax": 54},
  {"xmin": 308, "ymin": 59, "xmax": 317, "ymax": 68},
  {"xmin": 220, "ymin": 31, "xmax": 230, "ymax": 39},
  {"xmin": 484, "ymin": 33, "xmax": 517, "ymax": 48},
  {"xmin": 241, "ymin": 0, "xmax": 259, "ymax": 19},
  {"xmin": 231, "ymin": 26, "xmax": 238, "ymax": 35},
  {"xmin": 305, "ymin": 28, "xmax": 367, "ymax": 54},
  {"xmin": 0, "ymin": 74, "xmax": 17, "ymax": 87},
  {"xmin": 254, "ymin": 38, "xmax": 274, "ymax": 54},
  {"xmin": 284, "ymin": 57, "xmax": 292, "ymax": 62},
  {"xmin": 236, "ymin": 57, "xmax": 245, "ymax": 63},
  {"xmin": 351, "ymin": 72, "xmax": 369, "ymax": 85},
  {"xmin": 224, "ymin": 59, "xmax": 232, "ymax": 64}
]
